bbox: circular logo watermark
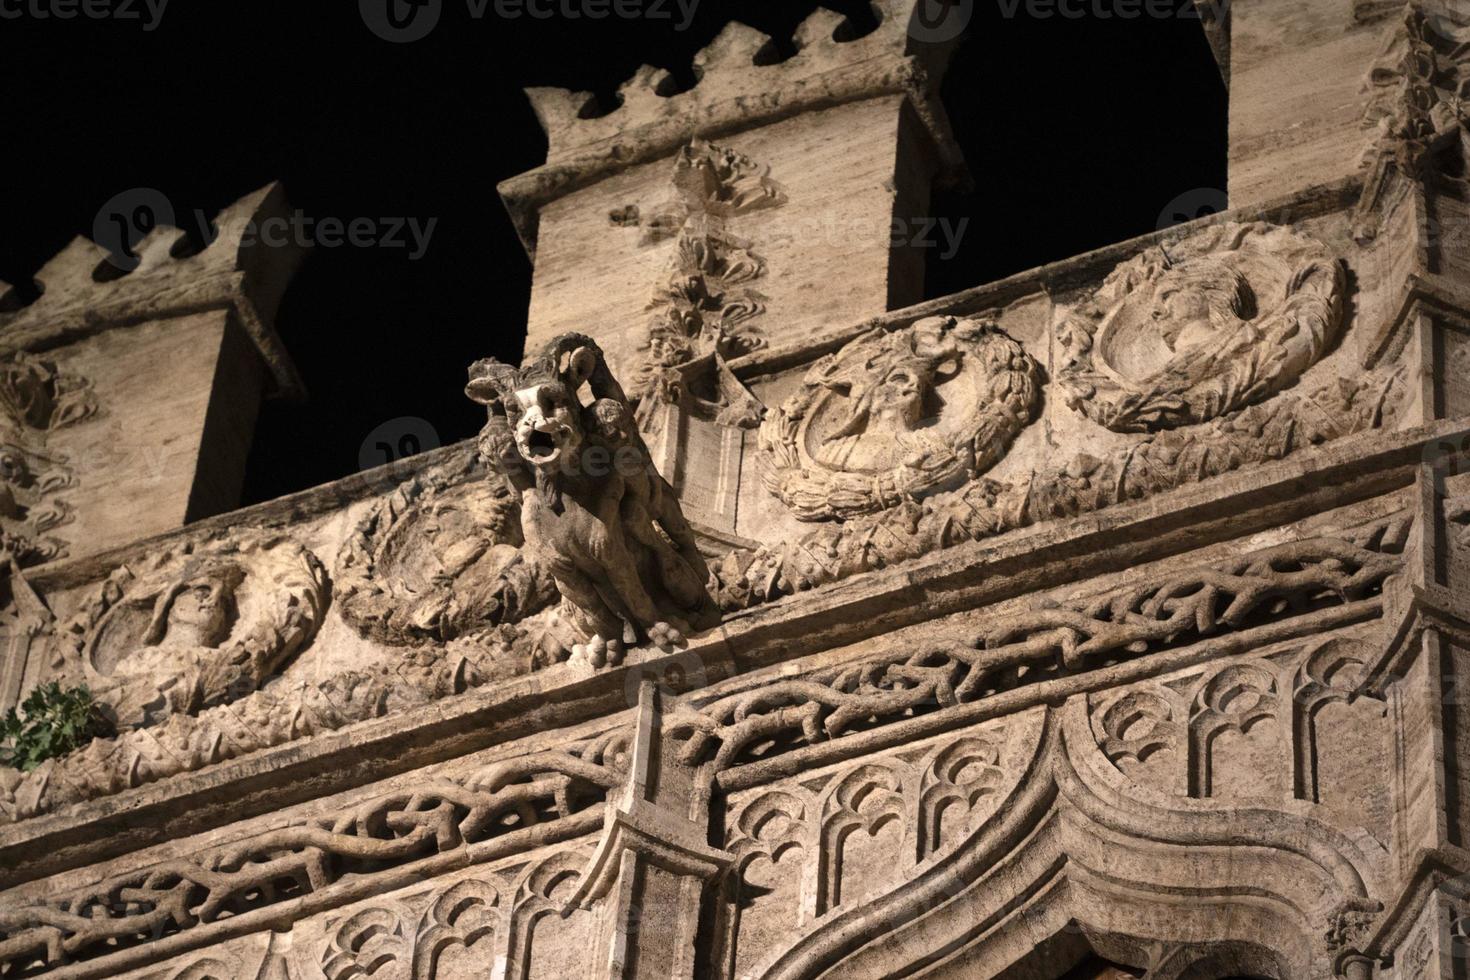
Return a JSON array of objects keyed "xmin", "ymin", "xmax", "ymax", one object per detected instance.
[
  {"xmin": 360, "ymin": 0, "xmax": 442, "ymax": 42},
  {"xmin": 1156, "ymin": 187, "xmax": 1228, "ymax": 230},
  {"xmin": 908, "ymin": 0, "xmax": 973, "ymax": 42},
  {"xmin": 92, "ymin": 187, "xmax": 176, "ymax": 273},
  {"xmin": 359, "ymin": 416, "xmax": 441, "ymax": 471}
]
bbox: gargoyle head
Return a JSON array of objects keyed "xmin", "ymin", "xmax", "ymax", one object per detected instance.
[{"xmin": 512, "ymin": 379, "xmax": 583, "ymax": 469}]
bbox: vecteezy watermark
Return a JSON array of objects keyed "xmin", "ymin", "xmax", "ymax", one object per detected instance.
[
  {"xmin": 360, "ymin": 0, "xmax": 698, "ymax": 43},
  {"xmin": 241, "ymin": 211, "xmax": 438, "ymax": 260},
  {"xmin": 1157, "ymin": 187, "xmax": 1229, "ymax": 230},
  {"xmin": 93, "ymin": 187, "xmax": 178, "ymax": 272},
  {"xmin": 744, "ymin": 213, "xmax": 970, "ymax": 260},
  {"xmin": 0, "ymin": 0, "xmax": 168, "ymax": 30},
  {"xmin": 91, "ymin": 187, "xmax": 440, "ymax": 272},
  {"xmin": 908, "ymin": 0, "xmax": 973, "ymax": 43},
  {"xmin": 995, "ymin": 0, "xmax": 1229, "ymax": 18},
  {"xmin": 359, "ymin": 417, "xmax": 442, "ymax": 472}
]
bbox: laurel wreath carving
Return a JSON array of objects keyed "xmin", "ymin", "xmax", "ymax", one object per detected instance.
[
  {"xmin": 1057, "ymin": 221, "xmax": 1345, "ymax": 433},
  {"xmin": 758, "ymin": 316, "xmax": 1041, "ymax": 522}
]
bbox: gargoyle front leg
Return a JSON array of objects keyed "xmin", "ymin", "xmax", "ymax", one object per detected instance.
[{"xmin": 553, "ymin": 563, "xmax": 626, "ymax": 668}]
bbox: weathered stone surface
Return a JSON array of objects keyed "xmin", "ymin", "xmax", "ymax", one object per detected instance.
[{"xmin": 4, "ymin": 6, "xmax": 1470, "ymax": 979}]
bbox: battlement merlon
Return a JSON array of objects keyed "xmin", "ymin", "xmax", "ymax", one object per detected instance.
[
  {"xmin": 497, "ymin": 0, "xmax": 968, "ymax": 256},
  {"xmin": 0, "ymin": 182, "xmax": 306, "ymax": 400}
]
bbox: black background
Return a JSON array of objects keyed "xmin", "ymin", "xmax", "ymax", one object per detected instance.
[{"xmin": 0, "ymin": 0, "xmax": 1226, "ymax": 505}]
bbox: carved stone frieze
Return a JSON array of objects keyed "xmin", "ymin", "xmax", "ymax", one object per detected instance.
[
  {"xmin": 0, "ymin": 352, "xmax": 100, "ymax": 566},
  {"xmin": 466, "ymin": 332, "xmax": 719, "ymax": 665},
  {"xmin": 677, "ymin": 512, "xmax": 1407, "ymax": 782},
  {"xmin": 335, "ymin": 453, "xmax": 556, "ymax": 646},
  {"xmin": 714, "ymin": 364, "xmax": 1404, "ymax": 610},
  {"xmin": 0, "ymin": 732, "xmax": 627, "ymax": 977},
  {"xmin": 759, "ymin": 315, "xmax": 1041, "ymax": 521},
  {"xmin": 627, "ymin": 139, "xmax": 783, "ymax": 433},
  {"xmin": 49, "ymin": 531, "xmax": 328, "ymax": 730},
  {"xmin": 1058, "ymin": 222, "xmax": 1345, "ymax": 433}
]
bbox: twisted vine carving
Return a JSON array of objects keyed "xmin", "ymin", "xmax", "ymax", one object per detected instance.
[
  {"xmin": 675, "ymin": 519, "xmax": 1404, "ymax": 772},
  {"xmin": 0, "ymin": 734, "xmax": 626, "ymax": 977}
]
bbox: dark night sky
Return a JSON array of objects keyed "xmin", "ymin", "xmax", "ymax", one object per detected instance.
[{"xmin": 0, "ymin": 0, "xmax": 1226, "ymax": 505}]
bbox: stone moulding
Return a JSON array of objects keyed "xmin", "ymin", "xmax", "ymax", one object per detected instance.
[
  {"xmin": 759, "ymin": 315, "xmax": 1041, "ymax": 521},
  {"xmin": 498, "ymin": 0, "xmax": 966, "ymax": 254},
  {"xmin": 671, "ymin": 511, "xmax": 1407, "ymax": 791},
  {"xmin": 719, "ymin": 361, "xmax": 1404, "ymax": 610}
]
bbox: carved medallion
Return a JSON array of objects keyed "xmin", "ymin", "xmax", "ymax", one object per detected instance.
[
  {"xmin": 758, "ymin": 315, "xmax": 1041, "ymax": 522},
  {"xmin": 54, "ymin": 531, "xmax": 328, "ymax": 728},
  {"xmin": 0, "ymin": 352, "xmax": 99, "ymax": 565},
  {"xmin": 1058, "ymin": 222, "xmax": 1345, "ymax": 432},
  {"xmin": 335, "ymin": 454, "xmax": 555, "ymax": 645}
]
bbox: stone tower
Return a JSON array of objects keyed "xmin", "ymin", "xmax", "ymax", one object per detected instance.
[{"xmin": 1, "ymin": 1, "xmax": 1469, "ymax": 979}]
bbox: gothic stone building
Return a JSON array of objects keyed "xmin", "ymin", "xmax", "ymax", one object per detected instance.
[{"xmin": 1, "ymin": 1, "xmax": 1469, "ymax": 978}]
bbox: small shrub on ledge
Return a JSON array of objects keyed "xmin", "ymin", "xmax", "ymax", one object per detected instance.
[{"xmin": 0, "ymin": 683, "xmax": 115, "ymax": 772}]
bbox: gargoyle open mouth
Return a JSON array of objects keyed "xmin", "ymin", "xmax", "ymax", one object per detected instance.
[
  {"xmin": 518, "ymin": 425, "xmax": 566, "ymax": 465},
  {"xmin": 526, "ymin": 430, "xmax": 558, "ymax": 458}
]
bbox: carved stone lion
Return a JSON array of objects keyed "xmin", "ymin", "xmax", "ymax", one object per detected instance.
[
  {"xmin": 52, "ymin": 531, "xmax": 328, "ymax": 729},
  {"xmin": 758, "ymin": 316, "xmax": 1041, "ymax": 522},
  {"xmin": 466, "ymin": 333, "xmax": 719, "ymax": 666},
  {"xmin": 1058, "ymin": 222, "xmax": 1345, "ymax": 432}
]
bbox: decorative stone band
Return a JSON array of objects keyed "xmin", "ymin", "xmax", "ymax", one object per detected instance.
[
  {"xmin": 674, "ymin": 509, "xmax": 1408, "ymax": 797},
  {"xmin": 714, "ymin": 362, "xmax": 1405, "ymax": 611},
  {"xmin": 0, "ymin": 732, "xmax": 628, "ymax": 979}
]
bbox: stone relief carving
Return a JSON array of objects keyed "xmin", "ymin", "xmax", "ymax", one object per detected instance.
[
  {"xmin": 675, "ymin": 511, "xmax": 1407, "ymax": 789},
  {"xmin": 707, "ymin": 700, "xmax": 1383, "ymax": 979},
  {"xmin": 0, "ymin": 732, "xmax": 627, "ymax": 977},
  {"xmin": 0, "ymin": 352, "xmax": 99, "ymax": 566},
  {"xmin": 713, "ymin": 363, "xmax": 1403, "ymax": 611},
  {"xmin": 465, "ymin": 332, "xmax": 719, "ymax": 665},
  {"xmin": 335, "ymin": 453, "xmax": 556, "ymax": 646},
  {"xmin": 48, "ymin": 531, "xmax": 329, "ymax": 730},
  {"xmin": 1058, "ymin": 222, "xmax": 1345, "ymax": 432},
  {"xmin": 759, "ymin": 315, "xmax": 1041, "ymax": 521},
  {"xmin": 1356, "ymin": 0, "xmax": 1470, "ymax": 237},
  {"xmin": 625, "ymin": 139, "xmax": 784, "ymax": 433}
]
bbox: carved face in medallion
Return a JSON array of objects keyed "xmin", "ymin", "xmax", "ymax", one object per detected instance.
[
  {"xmin": 760, "ymin": 317, "xmax": 1041, "ymax": 522},
  {"xmin": 1059, "ymin": 222, "xmax": 1344, "ymax": 433}
]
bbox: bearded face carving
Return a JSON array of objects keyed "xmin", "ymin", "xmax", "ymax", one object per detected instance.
[
  {"xmin": 759, "ymin": 316, "xmax": 1042, "ymax": 522},
  {"xmin": 466, "ymin": 334, "xmax": 719, "ymax": 667}
]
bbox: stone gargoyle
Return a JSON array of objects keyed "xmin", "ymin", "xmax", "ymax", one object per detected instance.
[{"xmin": 465, "ymin": 333, "xmax": 719, "ymax": 666}]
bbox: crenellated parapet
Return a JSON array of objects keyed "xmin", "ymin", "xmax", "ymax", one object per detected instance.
[
  {"xmin": 499, "ymin": 0, "xmax": 967, "ymax": 254},
  {"xmin": 0, "ymin": 182, "xmax": 304, "ymax": 399}
]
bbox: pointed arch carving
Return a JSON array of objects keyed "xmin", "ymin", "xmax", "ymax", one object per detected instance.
[{"xmin": 735, "ymin": 701, "xmax": 1385, "ymax": 980}]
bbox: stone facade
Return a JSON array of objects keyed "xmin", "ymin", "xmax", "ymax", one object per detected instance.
[{"xmin": 2, "ymin": 1, "xmax": 1470, "ymax": 978}]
